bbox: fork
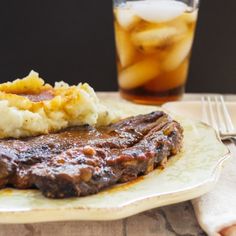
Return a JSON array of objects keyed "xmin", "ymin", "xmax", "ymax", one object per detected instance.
[{"xmin": 201, "ymin": 95, "xmax": 236, "ymax": 141}]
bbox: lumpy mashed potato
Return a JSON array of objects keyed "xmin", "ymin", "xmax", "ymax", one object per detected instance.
[{"xmin": 0, "ymin": 71, "xmax": 119, "ymax": 138}]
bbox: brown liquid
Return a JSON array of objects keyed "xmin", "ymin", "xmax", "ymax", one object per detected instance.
[
  {"xmin": 114, "ymin": 1, "xmax": 197, "ymax": 104},
  {"xmin": 120, "ymin": 85, "xmax": 184, "ymax": 105}
]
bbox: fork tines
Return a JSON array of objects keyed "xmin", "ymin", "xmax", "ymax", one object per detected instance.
[{"xmin": 201, "ymin": 96, "xmax": 235, "ymax": 139}]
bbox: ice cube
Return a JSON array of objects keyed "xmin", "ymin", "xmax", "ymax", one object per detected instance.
[
  {"xmin": 182, "ymin": 10, "xmax": 198, "ymax": 23},
  {"xmin": 130, "ymin": 0, "xmax": 188, "ymax": 23},
  {"xmin": 145, "ymin": 59, "xmax": 189, "ymax": 92},
  {"xmin": 169, "ymin": 15, "xmax": 189, "ymax": 35},
  {"xmin": 115, "ymin": 24, "xmax": 136, "ymax": 67},
  {"xmin": 162, "ymin": 33, "xmax": 194, "ymax": 71},
  {"xmin": 115, "ymin": 7, "xmax": 140, "ymax": 30},
  {"xmin": 132, "ymin": 26, "xmax": 177, "ymax": 48},
  {"xmin": 119, "ymin": 58, "xmax": 160, "ymax": 89}
]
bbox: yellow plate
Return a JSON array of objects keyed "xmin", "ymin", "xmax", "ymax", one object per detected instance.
[{"xmin": 0, "ymin": 95, "xmax": 230, "ymax": 223}]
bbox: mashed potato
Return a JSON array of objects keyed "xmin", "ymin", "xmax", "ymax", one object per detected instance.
[{"xmin": 0, "ymin": 71, "xmax": 119, "ymax": 138}]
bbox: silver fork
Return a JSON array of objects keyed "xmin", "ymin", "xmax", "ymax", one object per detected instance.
[{"xmin": 201, "ymin": 95, "xmax": 236, "ymax": 141}]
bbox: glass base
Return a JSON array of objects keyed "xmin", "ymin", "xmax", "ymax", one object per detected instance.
[{"xmin": 120, "ymin": 85, "xmax": 185, "ymax": 105}]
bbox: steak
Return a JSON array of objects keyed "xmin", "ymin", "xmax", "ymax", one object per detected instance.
[{"xmin": 0, "ymin": 111, "xmax": 183, "ymax": 198}]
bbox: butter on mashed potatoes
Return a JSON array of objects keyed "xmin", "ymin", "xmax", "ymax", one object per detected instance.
[{"xmin": 0, "ymin": 71, "xmax": 119, "ymax": 138}]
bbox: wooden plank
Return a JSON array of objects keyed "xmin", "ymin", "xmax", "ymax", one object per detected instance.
[{"xmin": 0, "ymin": 220, "xmax": 124, "ymax": 236}]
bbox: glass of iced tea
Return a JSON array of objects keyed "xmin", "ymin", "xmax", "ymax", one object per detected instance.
[{"xmin": 113, "ymin": 0, "xmax": 199, "ymax": 104}]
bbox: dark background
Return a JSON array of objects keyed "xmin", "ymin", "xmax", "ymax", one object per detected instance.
[{"xmin": 0, "ymin": 0, "xmax": 235, "ymax": 93}]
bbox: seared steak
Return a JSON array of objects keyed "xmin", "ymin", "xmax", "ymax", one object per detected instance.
[{"xmin": 0, "ymin": 111, "xmax": 183, "ymax": 198}]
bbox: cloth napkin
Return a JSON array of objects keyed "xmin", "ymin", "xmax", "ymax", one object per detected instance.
[{"xmin": 192, "ymin": 142, "xmax": 236, "ymax": 236}]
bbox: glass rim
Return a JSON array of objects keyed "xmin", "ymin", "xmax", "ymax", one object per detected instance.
[{"xmin": 113, "ymin": 0, "xmax": 200, "ymax": 11}]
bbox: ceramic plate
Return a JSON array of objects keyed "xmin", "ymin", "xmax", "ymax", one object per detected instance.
[{"xmin": 0, "ymin": 97, "xmax": 230, "ymax": 223}]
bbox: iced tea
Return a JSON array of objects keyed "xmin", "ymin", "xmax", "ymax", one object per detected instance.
[{"xmin": 114, "ymin": 0, "xmax": 198, "ymax": 104}]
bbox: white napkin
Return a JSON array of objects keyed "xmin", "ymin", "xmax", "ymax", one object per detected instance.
[{"xmin": 192, "ymin": 142, "xmax": 236, "ymax": 236}]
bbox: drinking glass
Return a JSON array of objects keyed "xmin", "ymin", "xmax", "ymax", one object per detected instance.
[{"xmin": 113, "ymin": 0, "xmax": 199, "ymax": 104}]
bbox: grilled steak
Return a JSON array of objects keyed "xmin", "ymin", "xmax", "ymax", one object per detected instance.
[{"xmin": 0, "ymin": 111, "xmax": 183, "ymax": 198}]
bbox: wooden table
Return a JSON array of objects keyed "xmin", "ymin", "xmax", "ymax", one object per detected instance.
[{"xmin": 0, "ymin": 93, "xmax": 235, "ymax": 236}]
